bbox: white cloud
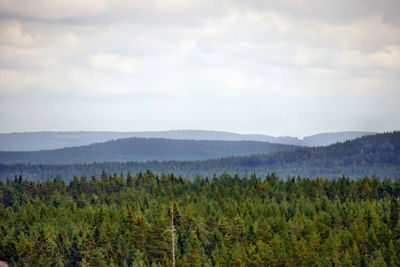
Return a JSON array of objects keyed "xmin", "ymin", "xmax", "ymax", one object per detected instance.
[
  {"xmin": 0, "ymin": 20, "xmax": 34, "ymax": 46},
  {"xmin": 90, "ymin": 53, "xmax": 136, "ymax": 74},
  {"xmin": 334, "ymin": 46, "xmax": 400, "ymax": 70},
  {"xmin": 321, "ymin": 16, "xmax": 400, "ymax": 50},
  {"xmin": 0, "ymin": 67, "xmax": 134, "ymax": 95},
  {"xmin": 295, "ymin": 48, "xmax": 326, "ymax": 66},
  {"xmin": 0, "ymin": 69, "xmax": 19, "ymax": 91},
  {"xmin": 370, "ymin": 46, "xmax": 400, "ymax": 69},
  {"xmin": 0, "ymin": 22, "xmax": 84, "ymax": 69}
]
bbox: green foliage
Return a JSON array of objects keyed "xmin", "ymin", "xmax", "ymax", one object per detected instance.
[{"xmin": 0, "ymin": 172, "xmax": 400, "ymax": 266}]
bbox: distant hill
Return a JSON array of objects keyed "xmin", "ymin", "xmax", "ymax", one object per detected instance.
[
  {"xmin": 0, "ymin": 130, "xmax": 374, "ymax": 151},
  {"xmin": 301, "ymin": 131, "xmax": 375, "ymax": 146},
  {"xmin": 0, "ymin": 132, "xmax": 398, "ymax": 181},
  {"xmin": 0, "ymin": 138, "xmax": 299, "ymax": 164}
]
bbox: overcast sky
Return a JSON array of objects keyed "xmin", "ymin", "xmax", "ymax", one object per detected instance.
[{"xmin": 0, "ymin": 0, "xmax": 399, "ymax": 137}]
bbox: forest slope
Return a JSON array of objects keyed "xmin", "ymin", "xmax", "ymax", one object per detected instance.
[
  {"xmin": 0, "ymin": 130, "xmax": 373, "ymax": 151},
  {"xmin": 0, "ymin": 138, "xmax": 299, "ymax": 164},
  {"xmin": 0, "ymin": 132, "xmax": 398, "ymax": 181}
]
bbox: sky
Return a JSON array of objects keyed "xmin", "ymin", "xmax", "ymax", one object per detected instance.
[{"xmin": 0, "ymin": 0, "xmax": 399, "ymax": 137}]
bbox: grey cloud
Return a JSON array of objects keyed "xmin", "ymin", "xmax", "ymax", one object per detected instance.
[
  {"xmin": 0, "ymin": 0, "xmax": 399, "ymax": 26},
  {"xmin": 232, "ymin": 0, "xmax": 400, "ymax": 24}
]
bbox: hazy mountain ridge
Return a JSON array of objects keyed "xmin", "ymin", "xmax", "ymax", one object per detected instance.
[
  {"xmin": 0, "ymin": 132, "xmax": 398, "ymax": 181},
  {"xmin": 0, "ymin": 138, "xmax": 299, "ymax": 165},
  {"xmin": 0, "ymin": 130, "xmax": 374, "ymax": 151},
  {"xmin": 301, "ymin": 131, "xmax": 377, "ymax": 146}
]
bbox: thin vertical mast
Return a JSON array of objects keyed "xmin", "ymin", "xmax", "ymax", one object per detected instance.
[{"xmin": 171, "ymin": 202, "xmax": 176, "ymax": 267}]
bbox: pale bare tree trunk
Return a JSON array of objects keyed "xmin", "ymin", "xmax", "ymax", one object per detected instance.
[{"xmin": 171, "ymin": 202, "xmax": 176, "ymax": 267}]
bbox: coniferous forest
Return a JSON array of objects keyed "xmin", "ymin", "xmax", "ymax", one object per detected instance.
[{"xmin": 1, "ymin": 172, "xmax": 400, "ymax": 266}]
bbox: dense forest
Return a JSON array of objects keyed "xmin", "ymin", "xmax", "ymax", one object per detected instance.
[
  {"xmin": 1, "ymin": 172, "xmax": 400, "ymax": 266},
  {"xmin": 1, "ymin": 132, "xmax": 398, "ymax": 181}
]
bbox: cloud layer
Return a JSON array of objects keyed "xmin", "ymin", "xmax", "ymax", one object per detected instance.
[{"xmin": 0, "ymin": 0, "xmax": 399, "ymax": 136}]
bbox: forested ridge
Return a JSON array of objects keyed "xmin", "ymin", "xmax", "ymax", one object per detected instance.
[
  {"xmin": 0, "ymin": 130, "xmax": 372, "ymax": 151},
  {"xmin": 1, "ymin": 172, "xmax": 400, "ymax": 266},
  {"xmin": 0, "ymin": 132, "xmax": 398, "ymax": 181},
  {"xmin": 0, "ymin": 138, "xmax": 299, "ymax": 165}
]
